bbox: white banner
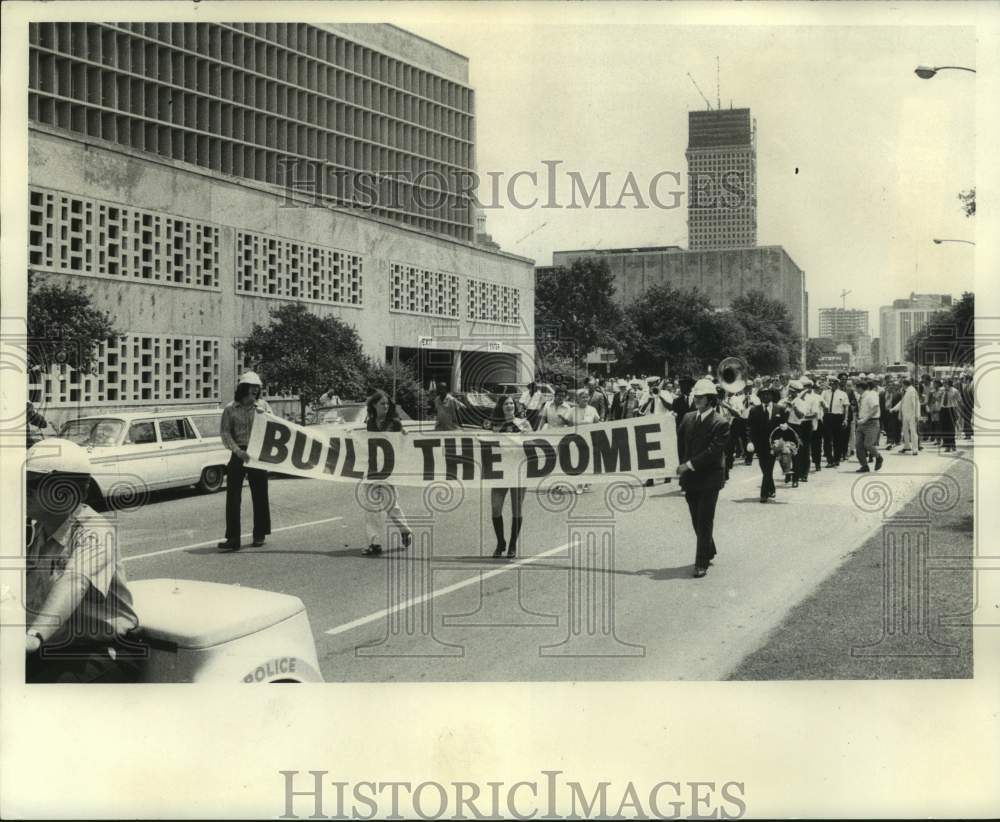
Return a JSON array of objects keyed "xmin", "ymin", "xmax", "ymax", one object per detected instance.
[{"xmin": 246, "ymin": 413, "xmax": 678, "ymax": 489}]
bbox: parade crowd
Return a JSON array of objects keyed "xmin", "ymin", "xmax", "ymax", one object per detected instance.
[{"xmin": 23, "ymin": 366, "xmax": 975, "ymax": 681}]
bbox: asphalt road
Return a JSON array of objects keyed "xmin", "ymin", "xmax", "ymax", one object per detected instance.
[{"xmin": 117, "ymin": 443, "xmax": 976, "ymax": 681}]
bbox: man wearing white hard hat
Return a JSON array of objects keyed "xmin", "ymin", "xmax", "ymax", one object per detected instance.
[
  {"xmin": 675, "ymin": 378, "xmax": 731, "ymax": 578},
  {"xmin": 218, "ymin": 371, "xmax": 273, "ymax": 552},
  {"xmin": 25, "ymin": 439, "xmax": 142, "ymax": 682}
]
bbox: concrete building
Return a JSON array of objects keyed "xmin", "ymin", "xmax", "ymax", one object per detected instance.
[
  {"xmin": 549, "ymin": 245, "xmax": 806, "ymax": 367},
  {"xmin": 686, "ymin": 108, "xmax": 757, "ymax": 250},
  {"xmin": 818, "ymin": 308, "xmax": 869, "ymax": 340},
  {"xmin": 878, "ymin": 293, "xmax": 952, "ymax": 365},
  {"xmin": 27, "ymin": 22, "xmax": 534, "ymax": 424}
]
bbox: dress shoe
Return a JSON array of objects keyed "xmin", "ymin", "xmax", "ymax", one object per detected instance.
[
  {"xmin": 874, "ymin": 455, "xmax": 884, "ymax": 471},
  {"xmin": 692, "ymin": 567, "xmax": 707, "ymax": 578},
  {"xmin": 217, "ymin": 540, "xmax": 240, "ymax": 552},
  {"xmin": 251, "ymin": 538, "xmax": 266, "ymax": 547},
  {"xmin": 760, "ymin": 496, "xmax": 767, "ymax": 503},
  {"xmin": 855, "ymin": 466, "xmax": 870, "ymax": 473},
  {"xmin": 792, "ymin": 479, "xmax": 799, "ymax": 487}
]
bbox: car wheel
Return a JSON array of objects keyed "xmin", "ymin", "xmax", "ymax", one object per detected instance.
[{"xmin": 197, "ymin": 465, "xmax": 226, "ymax": 493}]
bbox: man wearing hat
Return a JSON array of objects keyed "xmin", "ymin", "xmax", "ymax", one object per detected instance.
[
  {"xmin": 785, "ymin": 379, "xmax": 814, "ymax": 482},
  {"xmin": 821, "ymin": 377, "xmax": 849, "ymax": 467},
  {"xmin": 25, "ymin": 439, "xmax": 143, "ymax": 682},
  {"xmin": 218, "ymin": 371, "xmax": 273, "ymax": 552},
  {"xmin": 748, "ymin": 387, "xmax": 787, "ymax": 502},
  {"xmin": 675, "ymin": 378, "xmax": 731, "ymax": 577}
]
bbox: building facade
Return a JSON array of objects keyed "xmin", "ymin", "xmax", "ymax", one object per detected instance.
[
  {"xmin": 818, "ymin": 308, "xmax": 869, "ymax": 340},
  {"xmin": 550, "ymin": 245, "xmax": 806, "ymax": 367},
  {"xmin": 877, "ymin": 293, "xmax": 952, "ymax": 365},
  {"xmin": 685, "ymin": 108, "xmax": 757, "ymax": 250},
  {"xmin": 27, "ymin": 22, "xmax": 534, "ymax": 426}
]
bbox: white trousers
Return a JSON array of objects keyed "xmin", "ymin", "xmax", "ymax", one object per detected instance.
[{"xmin": 363, "ymin": 482, "xmax": 409, "ymax": 547}]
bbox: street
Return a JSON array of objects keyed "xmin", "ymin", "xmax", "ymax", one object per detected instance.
[{"xmin": 117, "ymin": 443, "xmax": 975, "ymax": 682}]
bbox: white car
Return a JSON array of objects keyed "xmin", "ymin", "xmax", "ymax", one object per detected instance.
[
  {"xmin": 130, "ymin": 579, "xmax": 324, "ymax": 683},
  {"xmin": 58, "ymin": 408, "xmax": 232, "ymax": 504}
]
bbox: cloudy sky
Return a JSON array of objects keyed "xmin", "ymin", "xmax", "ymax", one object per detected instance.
[{"xmin": 408, "ymin": 16, "xmax": 976, "ymax": 339}]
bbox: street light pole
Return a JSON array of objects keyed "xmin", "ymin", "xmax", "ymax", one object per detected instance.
[
  {"xmin": 932, "ymin": 238, "xmax": 976, "ymax": 246},
  {"xmin": 914, "ymin": 65, "xmax": 976, "ymax": 79}
]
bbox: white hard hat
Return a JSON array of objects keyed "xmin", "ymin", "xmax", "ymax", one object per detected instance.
[
  {"xmin": 26, "ymin": 438, "xmax": 92, "ymax": 476},
  {"xmin": 692, "ymin": 378, "xmax": 717, "ymax": 397},
  {"xmin": 788, "ymin": 379, "xmax": 803, "ymax": 390},
  {"xmin": 237, "ymin": 370, "xmax": 263, "ymax": 387}
]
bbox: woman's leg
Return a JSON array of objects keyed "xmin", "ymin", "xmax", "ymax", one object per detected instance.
[
  {"xmin": 507, "ymin": 488, "xmax": 527, "ymax": 557},
  {"xmin": 491, "ymin": 488, "xmax": 508, "ymax": 556}
]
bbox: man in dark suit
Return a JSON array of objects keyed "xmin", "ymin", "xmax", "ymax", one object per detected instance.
[
  {"xmin": 676, "ymin": 378, "xmax": 731, "ymax": 578},
  {"xmin": 748, "ymin": 387, "xmax": 787, "ymax": 503}
]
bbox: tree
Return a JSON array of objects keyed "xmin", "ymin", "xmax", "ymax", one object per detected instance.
[
  {"xmin": 363, "ymin": 357, "xmax": 429, "ymax": 421},
  {"xmin": 535, "ymin": 258, "xmax": 624, "ymax": 359},
  {"xmin": 905, "ymin": 292, "xmax": 975, "ymax": 369},
  {"xmin": 617, "ymin": 285, "xmax": 724, "ymax": 377},
  {"xmin": 27, "ymin": 274, "xmax": 119, "ymax": 375},
  {"xmin": 805, "ymin": 337, "xmax": 837, "ymax": 370},
  {"xmin": 240, "ymin": 303, "xmax": 368, "ymax": 424},
  {"xmin": 728, "ymin": 290, "xmax": 801, "ymax": 375}
]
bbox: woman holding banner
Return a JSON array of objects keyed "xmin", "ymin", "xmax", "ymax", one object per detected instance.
[
  {"xmin": 362, "ymin": 390, "xmax": 413, "ymax": 556},
  {"xmin": 490, "ymin": 396, "xmax": 531, "ymax": 559}
]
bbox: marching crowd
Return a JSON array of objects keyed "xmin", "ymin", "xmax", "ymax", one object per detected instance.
[{"xmin": 22, "ymin": 365, "xmax": 975, "ymax": 680}]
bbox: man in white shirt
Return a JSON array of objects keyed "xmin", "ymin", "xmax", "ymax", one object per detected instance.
[
  {"xmin": 802, "ymin": 378, "xmax": 824, "ymax": 473},
  {"xmin": 855, "ymin": 379, "xmax": 884, "ymax": 472},
  {"xmin": 821, "ymin": 377, "xmax": 849, "ymax": 467}
]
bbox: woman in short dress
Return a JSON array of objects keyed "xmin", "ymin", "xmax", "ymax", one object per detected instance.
[{"xmin": 488, "ymin": 395, "xmax": 531, "ymax": 559}]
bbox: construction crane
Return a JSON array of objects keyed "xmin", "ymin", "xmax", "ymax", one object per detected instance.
[
  {"xmin": 840, "ymin": 289, "xmax": 852, "ymax": 310},
  {"xmin": 687, "ymin": 72, "xmax": 713, "ymax": 110}
]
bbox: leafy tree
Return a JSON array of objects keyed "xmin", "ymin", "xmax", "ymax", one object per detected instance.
[
  {"xmin": 27, "ymin": 274, "xmax": 118, "ymax": 374},
  {"xmin": 240, "ymin": 303, "xmax": 367, "ymax": 424},
  {"xmin": 805, "ymin": 337, "xmax": 837, "ymax": 370},
  {"xmin": 363, "ymin": 357, "xmax": 429, "ymax": 421},
  {"xmin": 535, "ymin": 258, "xmax": 624, "ymax": 358},
  {"xmin": 728, "ymin": 290, "xmax": 801, "ymax": 375},
  {"xmin": 617, "ymin": 285, "xmax": 723, "ymax": 377},
  {"xmin": 906, "ymin": 292, "xmax": 975, "ymax": 369}
]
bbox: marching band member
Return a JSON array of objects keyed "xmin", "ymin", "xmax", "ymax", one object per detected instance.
[
  {"xmin": 748, "ymin": 387, "xmax": 788, "ymax": 501},
  {"xmin": 676, "ymin": 378, "xmax": 730, "ymax": 578},
  {"xmin": 785, "ymin": 380, "xmax": 813, "ymax": 483}
]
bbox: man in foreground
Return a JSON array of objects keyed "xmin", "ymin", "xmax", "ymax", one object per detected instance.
[
  {"xmin": 676, "ymin": 379, "xmax": 731, "ymax": 578},
  {"xmin": 25, "ymin": 439, "xmax": 143, "ymax": 683}
]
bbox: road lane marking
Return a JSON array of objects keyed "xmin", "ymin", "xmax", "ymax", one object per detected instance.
[
  {"xmin": 123, "ymin": 516, "xmax": 344, "ymax": 562},
  {"xmin": 324, "ymin": 541, "xmax": 571, "ymax": 637}
]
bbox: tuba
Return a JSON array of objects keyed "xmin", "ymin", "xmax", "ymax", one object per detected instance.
[{"xmin": 718, "ymin": 357, "xmax": 746, "ymax": 394}]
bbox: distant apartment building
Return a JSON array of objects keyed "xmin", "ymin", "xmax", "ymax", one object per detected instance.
[
  {"xmin": 818, "ymin": 308, "xmax": 869, "ymax": 340},
  {"xmin": 686, "ymin": 108, "xmax": 757, "ymax": 250},
  {"xmin": 878, "ymin": 293, "xmax": 952, "ymax": 365}
]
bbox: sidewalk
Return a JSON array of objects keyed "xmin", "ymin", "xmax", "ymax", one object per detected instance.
[{"xmin": 727, "ymin": 452, "xmax": 974, "ymax": 679}]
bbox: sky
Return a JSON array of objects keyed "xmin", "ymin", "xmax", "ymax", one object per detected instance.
[{"xmin": 408, "ymin": 20, "xmax": 977, "ymax": 340}]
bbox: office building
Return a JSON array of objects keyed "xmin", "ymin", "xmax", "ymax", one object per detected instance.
[
  {"xmin": 27, "ymin": 22, "xmax": 534, "ymax": 424},
  {"xmin": 550, "ymin": 244, "xmax": 806, "ymax": 367},
  {"xmin": 818, "ymin": 308, "xmax": 869, "ymax": 340},
  {"xmin": 878, "ymin": 293, "xmax": 952, "ymax": 365},
  {"xmin": 686, "ymin": 108, "xmax": 757, "ymax": 250}
]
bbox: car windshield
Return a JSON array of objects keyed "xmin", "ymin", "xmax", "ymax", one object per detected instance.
[{"xmin": 60, "ymin": 418, "xmax": 124, "ymax": 447}]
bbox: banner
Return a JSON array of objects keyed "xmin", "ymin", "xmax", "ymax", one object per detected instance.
[{"xmin": 246, "ymin": 413, "xmax": 679, "ymax": 489}]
